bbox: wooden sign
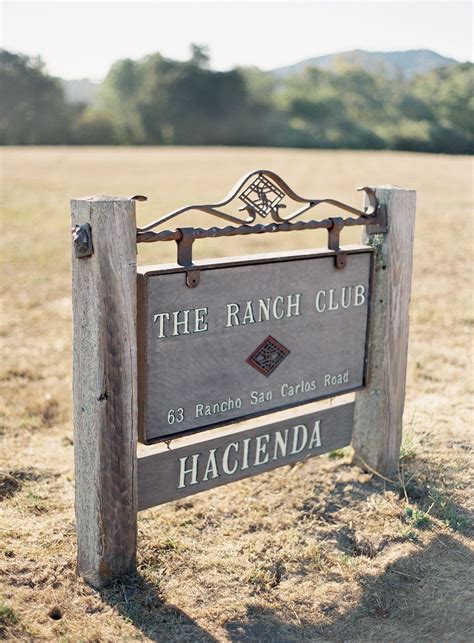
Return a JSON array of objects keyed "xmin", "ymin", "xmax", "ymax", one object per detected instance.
[
  {"xmin": 71, "ymin": 175, "xmax": 416, "ymax": 588},
  {"xmin": 138, "ymin": 246, "xmax": 372, "ymax": 443},
  {"xmin": 138, "ymin": 402, "xmax": 354, "ymax": 509}
]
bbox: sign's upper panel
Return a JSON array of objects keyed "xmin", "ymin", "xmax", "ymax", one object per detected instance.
[{"xmin": 138, "ymin": 246, "xmax": 372, "ymax": 443}]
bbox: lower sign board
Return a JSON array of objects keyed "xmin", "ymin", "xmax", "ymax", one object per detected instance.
[
  {"xmin": 138, "ymin": 246, "xmax": 372, "ymax": 444},
  {"xmin": 138, "ymin": 401, "xmax": 354, "ymax": 510}
]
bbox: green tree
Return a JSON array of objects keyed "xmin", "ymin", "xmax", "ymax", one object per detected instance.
[
  {"xmin": 99, "ymin": 45, "xmax": 275, "ymax": 146},
  {"xmin": 1, "ymin": 45, "xmax": 471, "ymax": 153},
  {"xmin": 278, "ymin": 66, "xmax": 385, "ymax": 149},
  {"xmin": 413, "ymin": 63, "xmax": 474, "ymax": 152},
  {"xmin": 72, "ymin": 106, "xmax": 117, "ymax": 145},
  {"xmin": 0, "ymin": 49, "xmax": 71, "ymax": 144},
  {"xmin": 98, "ymin": 57, "xmax": 145, "ymax": 143}
]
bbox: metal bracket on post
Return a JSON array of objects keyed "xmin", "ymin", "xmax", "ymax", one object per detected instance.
[
  {"xmin": 328, "ymin": 218, "xmax": 346, "ymax": 270},
  {"xmin": 72, "ymin": 223, "xmax": 93, "ymax": 258},
  {"xmin": 367, "ymin": 204, "xmax": 388, "ymax": 234}
]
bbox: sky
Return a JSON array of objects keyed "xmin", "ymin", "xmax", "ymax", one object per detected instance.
[{"xmin": 1, "ymin": 1, "xmax": 472, "ymax": 80}]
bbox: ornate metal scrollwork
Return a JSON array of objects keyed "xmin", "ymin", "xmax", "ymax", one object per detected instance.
[
  {"xmin": 137, "ymin": 169, "xmax": 377, "ymax": 235},
  {"xmin": 135, "ymin": 169, "xmax": 386, "ymax": 269}
]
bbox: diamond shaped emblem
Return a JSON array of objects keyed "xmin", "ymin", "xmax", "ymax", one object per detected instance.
[
  {"xmin": 246, "ymin": 335, "xmax": 290, "ymax": 377},
  {"xmin": 239, "ymin": 175, "xmax": 285, "ymax": 218}
]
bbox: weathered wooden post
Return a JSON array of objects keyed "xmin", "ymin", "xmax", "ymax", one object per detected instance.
[
  {"xmin": 352, "ymin": 186, "xmax": 416, "ymax": 476},
  {"xmin": 71, "ymin": 196, "xmax": 138, "ymax": 588}
]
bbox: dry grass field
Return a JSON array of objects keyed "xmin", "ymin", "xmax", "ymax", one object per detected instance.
[{"xmin": 1, "ymin": 147, "xmax": 473, "ymax": 641}]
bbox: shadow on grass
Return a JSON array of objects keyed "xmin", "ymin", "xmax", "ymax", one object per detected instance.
[
  {"xmin": 223, "ymin": 534, "xmax": 474, "ymax": 641},
  {"xmin": 222, "ymin": 459, "xmax": 473, "ymax": 641},
  {"xmin": 99, "ymin": 574, "xmax": 217, "ymax": 642},
  {"xmin": 98, "ymin": 460, "xmax": 472, "ymax": 641},
  {"xmin": 98, "ymin": 534, "xmax": 473, "ymax": 642},
  {"xmin": 300, "ymin": 460, "xmax": 472, "ymax": 536}
]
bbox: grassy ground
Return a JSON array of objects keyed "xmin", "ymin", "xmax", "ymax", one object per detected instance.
[{"xmin": 0, "ymin": 147, "xmax": 473, "ymax": 641}]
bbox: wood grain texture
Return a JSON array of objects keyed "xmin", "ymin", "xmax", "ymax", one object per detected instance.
[
  {"xmin": 71, "ymin": 196, "xmax": 138, "ymax": 588},
  {"xmin": 353, "ymin": 186, "xmax": 416, "ymax": 475},
  {"xmin": 138, "ymin": 401, "xmax": 354, "ymax": 510}
]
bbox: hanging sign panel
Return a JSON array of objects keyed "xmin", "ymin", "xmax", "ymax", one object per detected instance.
[
  {"xmin": 137, "ymin": 246, "xmax": 372, "ymax": 444},
  {"xmin": 137, "ymin": 402, "xmax": 355, "ymax": 509}
]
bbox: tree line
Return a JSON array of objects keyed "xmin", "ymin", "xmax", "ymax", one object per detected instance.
[{"xmin": 1, "ymin": 45, "xmax": 472, "ymax": 153}]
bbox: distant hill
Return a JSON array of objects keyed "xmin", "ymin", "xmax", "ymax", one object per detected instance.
[
  {"xmin": 270, "ymin": 49, "xmax": 459, "ymax": 79},
  {"xmin": 61, "ymin": 78, "xmax": 100, "ymax": 104}
]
